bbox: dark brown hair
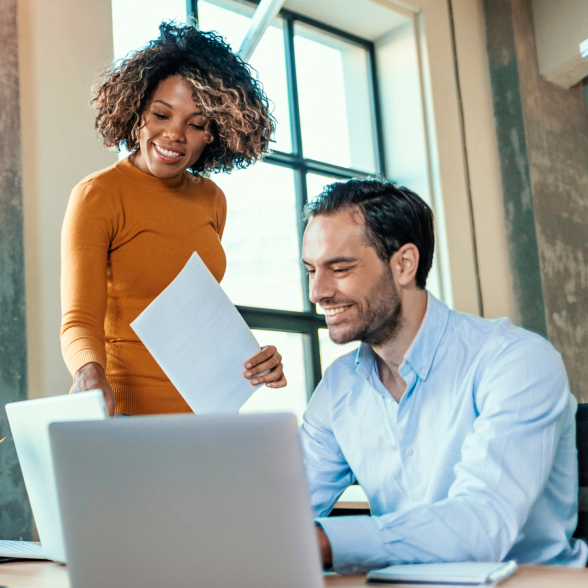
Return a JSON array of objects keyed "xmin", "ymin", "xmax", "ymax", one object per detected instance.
[{"xmin": 305, "ymin": 179, "xmax": 435, "ymax": 289}]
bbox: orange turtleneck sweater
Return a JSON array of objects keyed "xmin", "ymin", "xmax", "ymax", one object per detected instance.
[{"xmin": 61, "ymin": 157, "xmax": 227, "ymax": 414}]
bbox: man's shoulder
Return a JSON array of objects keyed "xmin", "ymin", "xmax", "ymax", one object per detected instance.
[{"xmin": 447, "ymin": 307, "xmax": 562, "ymax": 372}]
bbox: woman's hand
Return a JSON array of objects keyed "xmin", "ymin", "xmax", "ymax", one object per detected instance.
[
  {"xmin": 73, "ymin": 362, "xmax": 117, "ymax": 417},
  {"xmin": 243, "ymin": 345, "xmax": 287, "ymax": 388}
]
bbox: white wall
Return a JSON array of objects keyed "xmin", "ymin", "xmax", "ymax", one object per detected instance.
[
  {"xmin": 532, "ymin": 0, "xmax": 588, "ymax": 88},
  {"xmin": 375, "ymin": 21, "xmax": 450, "ymax": 305},
  {"xmin": 18, "ymin": 0, "xmax": 118, "ymax": 399}
]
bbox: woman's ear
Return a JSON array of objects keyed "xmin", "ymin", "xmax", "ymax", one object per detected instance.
[{"xmin": 390, "ymin": 243, "xmax": 420, "ymax": 287}]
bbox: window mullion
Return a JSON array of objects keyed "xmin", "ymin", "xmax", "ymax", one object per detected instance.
[
  {"xmin": 283, "ymin": 16, "xmax": 303, "ymax": 158},
  {"xmin": 189, "ymin": 0, "xmax": 198, "ymax": 22},
  {"xmin": 367, "ymin": 44, "xmax": 386, "ymax": 177},
  {"xmin": 294, "ymin": 169, "xmax": 310, "ymax": 312},
  {"xmin": 307, "ymin": 328, "xmax": 323, "ymax": 396}
]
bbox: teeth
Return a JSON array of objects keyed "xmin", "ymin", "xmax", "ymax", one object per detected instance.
[
  {"xmin": 325, "ymin": 307, "xmax": 348, "ymax": 316},
  {"xmin": 156, "ymin": 145, "xmax": 183, "ymax": 158}
]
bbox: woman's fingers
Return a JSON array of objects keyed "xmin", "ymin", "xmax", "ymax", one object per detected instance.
[
  {"xmin": 244, "ymin": 354, "xmax": 282, "ymax": 378},
  {"xmin": 243, "ymin": 345, "xmax": 286, "ymax": 388},
  {"xmin": 244, "ymin": 345, "xmax": 276, "ymax": 370},
  {"xmin": 266, "ymin": 373, "xmax": 287, "ymax": 388}
]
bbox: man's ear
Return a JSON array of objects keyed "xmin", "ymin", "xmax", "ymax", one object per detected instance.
[{"xmin": 390, "ymin": 243, "xmax": 420, "ymax": 287}]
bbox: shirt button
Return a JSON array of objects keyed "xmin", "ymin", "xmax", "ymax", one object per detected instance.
[
  {"xmin": 404, "ymin": 447, "xmax": 413, "ymax": 457},
  {"xmin": 386, "ymin": 397, "xmax": 392, "ymax": 402}
]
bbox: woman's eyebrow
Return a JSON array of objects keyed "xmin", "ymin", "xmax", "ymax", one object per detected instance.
[{"xmin": 153, "ymin": 100, "xmax": 203, "ymax": 117}]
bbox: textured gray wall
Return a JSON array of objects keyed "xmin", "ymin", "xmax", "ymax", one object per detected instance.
[
  {"xmin": 484, "ymin": 0, "xmax": 588, "ymax": 404},
  {"xmin": 511, "ymin": 0, "xmax": 588, "ymax": 404},
  {"xmin": 482, "ymin": 0, "xmax": 547, "ymax": 338},
  {"xmin": 0, "ymin": 0, "xmax": 33, "ymax": 539}
]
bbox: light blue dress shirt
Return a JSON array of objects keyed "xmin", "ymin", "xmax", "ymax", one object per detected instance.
[{"xmin": 301, "ymin": 293, "xmax": 588, "ymax": 572}]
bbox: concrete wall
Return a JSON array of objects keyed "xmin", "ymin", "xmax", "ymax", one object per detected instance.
[
  {"xmin": 18, "ymin": 0, "xmax": 117, "ymax": 400},
  {"xmin": 0, "ymin": 0, "xmax": 33, "ymax": 540},
  {"xmin": 512, "ymin": 0, "xmax": 588, "ymax": 403},
  {"xmin": 484, "ymin": 0, "xmax": 588, "ymax": 403},
  {"xmin": 483, "ymin": 0, "xmax": 547, "ymax": 337}
]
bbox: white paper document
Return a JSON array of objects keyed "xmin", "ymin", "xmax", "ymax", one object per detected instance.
[{"xmin": 131, "ymin": 252, "xmax": 261, "ymax": 413}]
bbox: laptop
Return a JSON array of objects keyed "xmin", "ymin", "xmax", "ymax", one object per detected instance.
[
  {"xmin": 4, "ymin": 391, "xmax": 107, "ymax": 562},
  {"xmin": 49, "ymin": 413, "xmax": 323, "ymax": 588}
]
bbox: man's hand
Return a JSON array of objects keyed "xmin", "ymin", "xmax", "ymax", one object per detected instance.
[
  {"xmin": 316, "ymin": 525, "xmax": 333, "ymax": 569},
  {"xmin": 73, "ymin": 362, "xmax": 116, "ymax": 417},
  {"xmin": 243, "ymin": 345, "xmax": 287, "ymax": 388}
]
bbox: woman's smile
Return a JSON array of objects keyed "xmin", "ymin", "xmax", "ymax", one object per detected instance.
[{"xmin": 152, "ymin": 142, "xmax": 185, "ymax": 163}]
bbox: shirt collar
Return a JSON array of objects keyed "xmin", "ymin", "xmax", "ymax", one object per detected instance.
[
  {"xmin": 402, "ymin": 292, "xmax": 450, "ymax": 381},
  {"xmin": 354, "ymin": 291, "xmax": 450, "ymax": 382}
]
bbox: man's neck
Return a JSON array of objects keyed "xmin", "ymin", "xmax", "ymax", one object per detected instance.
[{"xmin": 372, "ymin": 288, "xmax": 428, "ymax": 401}]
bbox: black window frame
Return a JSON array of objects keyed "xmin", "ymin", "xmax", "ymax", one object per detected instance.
[{"xmin": 193, "ymin": 0, "xmax": 386, "ymax": 398}]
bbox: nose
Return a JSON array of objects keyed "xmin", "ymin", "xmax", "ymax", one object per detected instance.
[
  {"xmin": 309, "ymin": 269, "xmax": 336, "ymax": 305},
  {"xmin": 163, "ymin": 118, "xmax": 185, "ymax": 142}
]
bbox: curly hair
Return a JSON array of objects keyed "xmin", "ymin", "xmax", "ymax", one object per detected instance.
[{"xmin": 91, "ymin": 20, "xmax": 275, "ymax": 174}]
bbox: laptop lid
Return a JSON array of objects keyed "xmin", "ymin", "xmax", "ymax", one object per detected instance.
[
  {"xmin": 6, "ymin": 391, "xmax": 107, "ymax": 562},
  {"xmin": 49, "ymin": 413, "xmax": 323, "ymax": 588}
]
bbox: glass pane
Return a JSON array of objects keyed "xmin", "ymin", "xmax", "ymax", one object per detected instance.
[
  {"xmin": 214, "ymin": 163, "xmax": 304, "ymax": 311},
  {"xmin": 197, "ymin": 0, "xmax": 292, "ymax": 152},
  {"xmin": 239, "ymin": 330, "xmax": 308, "ymax": 424},
  {"xmin": 306, "ymin": 173, "xmax": 345, "ymax": 203},
  {"xmin": 294, "ymin": 23, "xmax": 377, "ymax": 172},
  {"xmin": 319, "ymin": 328, "xmax": 359, "ymax": 372},
  {"xmin": 196, "ymin": 0, "xmax": 250, "ymax": 53},
  {"xmin": 112, "ymin": 0, "xmax": 187, "ymax": 62}
]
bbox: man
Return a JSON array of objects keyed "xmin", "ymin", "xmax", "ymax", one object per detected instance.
[{"xmin": 300, "ymin": 179, "xmax": 587, "ymax": 572}]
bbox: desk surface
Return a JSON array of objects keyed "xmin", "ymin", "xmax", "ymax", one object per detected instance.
[{"xmin": 0, "ymin": 562, "xmax": 586, "ymax": 587}]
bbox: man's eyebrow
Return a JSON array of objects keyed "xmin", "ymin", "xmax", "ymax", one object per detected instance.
[
  {"xmin": 153, "ymin": 100, "xmax": 203, "ymax": 117},
  {"xmin": 324, "ymin": 256, "xmax": 358, "ymax": 264},
  {"xmin": 300, "ymin": 256, "xmax": 358, "ymax": 265}
]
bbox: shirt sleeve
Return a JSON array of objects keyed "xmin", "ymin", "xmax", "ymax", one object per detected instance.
[
  {"xmin": 300, "ymin": 371, "xmax": 356, "ymax": 519},
  {"xmin": 60, "ymin": 182, "xmax": 116, "ymax": 377},
  {"xmin": 315, "ymin": 336, "xmax": 572, "ymax": 572}
]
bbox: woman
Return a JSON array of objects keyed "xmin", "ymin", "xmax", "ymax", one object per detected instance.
[{"xmin": 61, "ymin": 21, "xmax": 286, "ymax": 416}]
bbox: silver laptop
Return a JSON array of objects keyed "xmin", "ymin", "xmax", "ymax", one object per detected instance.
[
  {"xmin": 5, "ymin": 391, "xmax": 107, "ymax": 562},
  {"xmin": 49, "ymin": 413, "xmax": 323, "ymax": 588}
]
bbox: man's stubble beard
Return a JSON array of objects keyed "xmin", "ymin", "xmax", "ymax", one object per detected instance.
[{"xmin": 329, "ymin": 264, "xmax": 403, "ymax": 347}]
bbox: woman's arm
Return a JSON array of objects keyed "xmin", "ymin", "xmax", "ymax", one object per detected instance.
[{"xmin": 61, "ymin": 182, "xmax": 116, "ymax": 415}]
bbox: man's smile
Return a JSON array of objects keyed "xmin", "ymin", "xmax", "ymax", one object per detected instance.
[{"xmin": 323, "ymin": 305, "xmax": 353, "ymax": 323}]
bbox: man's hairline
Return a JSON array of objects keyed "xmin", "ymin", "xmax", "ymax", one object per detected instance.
[
  {"xmin": 306, "ymin": 204, "xmax": 388, "ymax": 262},
  {"xmin": 305, "ymin": 205, "xmax": 427, "ymax": 290}
]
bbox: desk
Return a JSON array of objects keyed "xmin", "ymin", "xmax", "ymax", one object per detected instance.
[{"xmin": 0, "ymin": 562, "xmax": 586, "ymax": 587}]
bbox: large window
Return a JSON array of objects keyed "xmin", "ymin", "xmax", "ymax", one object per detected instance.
[{"xmin": 111, "ymin": 0, "xmax": 385, "ymax": 422}]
